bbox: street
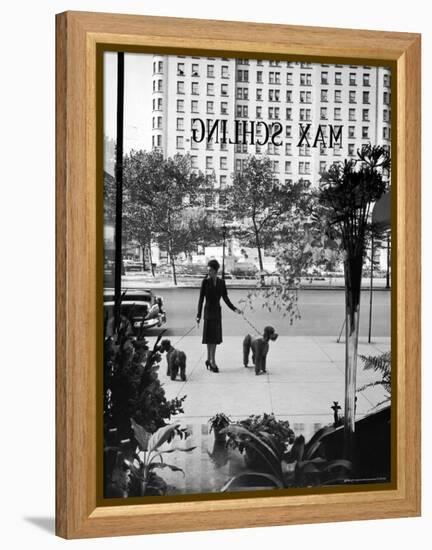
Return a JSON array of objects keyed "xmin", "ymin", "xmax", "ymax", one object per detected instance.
[{"xmin": 131, "ymin": 287, "xmax": 391, "ymax": 338}]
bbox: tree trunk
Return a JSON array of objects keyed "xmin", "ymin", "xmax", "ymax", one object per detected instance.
[
  {"xmin": 148, "ymin": 243, "xmax": 155, "ymax": 277},
  {"xmin": 343, "ymin": 253, "xmax": 363, "ymax": 465},
  {"xmin": 140, "ymin": 242, "xmax": 146, "ymax": 271},
  {"xmin": 168, "ymin": 240, "xmax": 177, "ymax": 285},
  {"xmin": 252, "ymin": 219, "xmax": 265, "ymax": 284}
]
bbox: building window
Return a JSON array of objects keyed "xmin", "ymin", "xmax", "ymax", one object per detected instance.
[
  {"xmin": 286, "ymin": 108, "xmax": 292, "ymax": 120},
  {"xmin": 220, "ymin": 157, "xmax": 227, "ymax": 170},
  {"xmin": 176, "ymin": 117, "xmax": 184, "ymax": 131},
  {"xmin": 362, "ymin": 91, "xmax": 369, "ymax": 104},
  {"xmin": 192, "ymin": 63, "xmax": 199, "ymax": 76},
  {"xmin": 220, "ymin": 102, "xmax": 228, "ymax": 115},
  {"xmin": 207, "ymin": 83, "xmax": 214, "ymax": 95},
  {"xmin": 321, "ymin": 71, "xmax": 328, "ymax": 85},
  {"xmin": 299, "ymin": 144, "xmax": 310, "ymax": 156},
  {"xmin": 320, "ymin": 143, "xmax": 326, "ymax": 156},
  {"xmin": 237, "ymin": 69, "xmax": 249, "ymax": 82},
  {"xmin": 237, "ymin": 105, "xmax": 248, "ymax": 118},
  {"xmin": 348, "ymin": 126, "xmax": 355, "ymax": 138},
  {"xmin": 191, "ymin": 82, "xmax": 199, "ymax": 95},
  {"xmin": 383, "ymin": 109, "xmax": 389, "ymax": 122},
  {"xmin": 320, "ymin": 107, "xmax": 327, "ymax": 120},
  {"xmin": 300, "ymin": 73, "xmax": 312, "ymax": 86},
  {"xmin": 349, "ymin": 73, "xmax": 356, "ymax": 86},
  {"xmin": 269, "ymin": 71, "xmax": 281, "ymax": 84},
  {"xmin": 206, "ymin": 140, "xmax": 214, "ymax": 151},
  {"xmin": 349, "ymin": 108, "xmax": 356, "ymax": 121},
  {"xmin": 177, "ymin": 81, "xmax": 185, "ymax": 94},
  {"xmin": 191, "ymin": 100, "xmax": 198, "ymax": 113},
  {"xmin": 191, "ymin": 155, "xmax": 198, "ymax": 168},
  {"xmin": 257, "ymin": 71, "xmax": 263, "ymax": 83},
  {"xmin": 207, "ymin": 101, "xmax": 214, "ymax": 114},
  {"xmin": 349, "ymin": 90, "xmax": 356, "ymax": 103},
  {"xmin": 176, "ymin": 136, "xmax": 184, "ymax": 149},
  {"xmin": 272, "ymin": 160, "xmax": 279, "ymax": 172},
  {"xmin": 220, "ymin": 175, "xmax": 227, "ymax": 188},
  {"xmin": 206, "ymin": 157, "xmax": 213, "ymax": 169},
  {"xmin": 286, "ymin": 125, "xmax": 292, "ymax": 138},
  {"xmin": 285, "ymin": 161, "xmax": 292, "ymax": 173},
  {"xmin": 321, "ymin": 89, "xmax": 328, "ymax": 102},
  {"xmin": 299, "ymin": 162, "xmax": 311, "ymax": 175},
  {"xmin": 383, "ymin": 91, "xmax": 390, "ymax": 105},
  {"xmin": 256, "ymin": 88, "xmax": 263, "ymax": 101},
  {"xmin": 300, "ymin": 91, "xmax": 312, "ymax": 103},
  {"xmin": 363, "ymin": 73, "xmax": 370, "ymax": 86},
  {"xmin": 220, "ymin": 141, "xmax": 227, "ymax": 151},
  {"xmin": 334, "ymin": 90, "xmax": 342, "ymax": 103},
  {"xmin": 176, "ymin": 99, "xmax": 184, "ymax": 112},
  {"xmin": 319, "ymin": 161, "xmax": 326, "ymax": 174},
  {"xmin": 285, "ymin": 142, "xmax": 292, "ymax": 155},
  {"xmin": 334, "ymin": 108, "xmax": 342, "ymax": 120},
  {"xmin": 383, "ymin": 126, "xmax": 390, "ymax": 140},
  {"xmin": 362, "ymin": 109, "xmax": 369, "ymax": 121},
  {"xmin": 221, "ymin": 83, "xmax": 228, "ymax": 96},
  {"xmin": 286, "ymin": 90, "xmax": 292, "ymax": 103},
  {"xmin": 221, "ymin": 65, "xmax": 229, "ymax": 78},
  {"xmin": 300, "ymin": 109, "xmax": 311, "ymax": 121},
  {"xmin": 335, "ymin": 72, "xmax": 342, "ymax": 85},
  {"xmin": 269, "ymin": 89, "xmax": 280, "ymax": 101},
  {"xmin": 255, "ymin": 143, "xmax": 262, "ymax": 154},
  {"xmin": 384, "ymin": 73, "xmax": 391, "ymax": 87},
  {"xmin": 362, "ymin": 126, "xmax": 369, "ymax": 139},
  {"xmin": 235, "ymin": 159, "xmax": 242, "ymax": 172},
  {"xmin": 177, "ymin": 62, "xmax": 185, "ymax": 76},
  {"xmin": 207, "ymin": 64, "xmax": 214, "ymax": 78},
  {"xmin": 256, "ymin": 106, "xmax": 262, "ymax": 119},
  {"xmin": 348, "ymin": 143, "xmax": 355, "ymax": 156},
  {"xmin": 286, "ymin": 72, "xmax": 293, "ymax": 85}
]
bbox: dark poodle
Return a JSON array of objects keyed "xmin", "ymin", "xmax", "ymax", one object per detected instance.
[
  {"xmin": 243, "ymin": 326, "xmax": 278, "ymax": 375},
  {"xmin": 159, "ymin": 339, "xmax": 187, "ymax": 381}
]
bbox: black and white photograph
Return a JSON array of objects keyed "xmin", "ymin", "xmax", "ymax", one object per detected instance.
[{"xmin": 102, "ymin": 51, "xmax": 392, "ymax": 499}]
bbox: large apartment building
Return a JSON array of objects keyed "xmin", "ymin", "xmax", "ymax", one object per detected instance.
[{"xmin": 151, "ymin": 55, "xmax": 391, "ymax": 209}]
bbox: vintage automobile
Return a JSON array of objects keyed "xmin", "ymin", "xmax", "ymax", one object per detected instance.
[{"xmin": 104, "ymin": 289, "xmax": 166, "ymax": 336}]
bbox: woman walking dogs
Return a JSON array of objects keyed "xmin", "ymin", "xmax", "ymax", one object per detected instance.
[{"xmin": 196, "ymin": 259, "xmax": 241, "ymax": 373}]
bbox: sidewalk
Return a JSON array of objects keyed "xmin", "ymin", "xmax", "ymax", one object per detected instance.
[
  {"xmin": 121, "ymin": 274, "xmax": 391, "ymax": 291},
  {"xmin": 148, "ymin": 334, "xmax": 390, "ymax": 494}
]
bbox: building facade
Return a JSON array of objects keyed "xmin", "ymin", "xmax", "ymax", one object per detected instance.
[{"xmin": 151, "ymin": 55, "xmax": 392, "ymax": 211}]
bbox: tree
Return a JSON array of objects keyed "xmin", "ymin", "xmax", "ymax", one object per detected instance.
[
  {"xmin": 316, "ymin": 144, "xmax": 390, "ymax": 460},
  {"xmin": 123, "ymin": 201, "xmax": 154, "ymax": 274},
  {"xmin": 228, "ymin": 155, "xmax": 310, "ymax": 284},
  {"xmin": 123, "ymin": 150, "xmax": 206, "ymax": 285}
]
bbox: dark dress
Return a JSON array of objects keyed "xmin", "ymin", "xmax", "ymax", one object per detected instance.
[{"xmin": 197, "ymin": 276, "xmax": 237, "ymax": 344}]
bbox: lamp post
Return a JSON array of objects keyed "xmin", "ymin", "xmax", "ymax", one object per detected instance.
[{"xmin": 222, "ymin": 223, "xmax": 227, "ymax": 280}]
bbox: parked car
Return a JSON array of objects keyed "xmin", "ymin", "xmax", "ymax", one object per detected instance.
[{"xmin": 104, "ymin": 289, "xmax": 166, "ymax": 336}]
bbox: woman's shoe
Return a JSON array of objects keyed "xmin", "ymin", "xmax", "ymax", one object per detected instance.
[
  {"xmin": 211, "ymin": 363, "xmax": 219, "ymax": 373},
  {"xmin": 205, "ymin": 360, "xmax": 211, "ymax": 370}
]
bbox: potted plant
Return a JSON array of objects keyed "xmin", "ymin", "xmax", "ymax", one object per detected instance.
[
  {"xmin": 208, "ymin": 413, "xmax": 231, "ymax": 441},
  {"xmin": 224, "ymin": 413, "xmax": 295, "ymax": 470}
]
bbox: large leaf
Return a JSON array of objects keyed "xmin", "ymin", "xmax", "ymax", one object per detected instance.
[
  {"xmin": 303, "ymin": 425, "xmax": 335, "ymax": 460},
  {"xmin": 149, "ymin": 462, "xmax": 185, "ymax": 475},
  {"xmin": 151, "ymin": 446, "xmax": 197, "ymax": 463},
  {"xmin": 324, "ymin": 459, "xmax": 352, "ymax": 472},
  {"xmin": 148, "ymin": 423, "xmax": 181, "ymax": 453},
  {"xmin": 222, "ymin": 425, "xmax": 282, "ymax": 478},
  {"xmin": 130, "ymin": 418, "xmax": 151, "ymax": 451},
  {"xmin": 220, "ymin": 471, "xmax": 284, "ymax": 492}
]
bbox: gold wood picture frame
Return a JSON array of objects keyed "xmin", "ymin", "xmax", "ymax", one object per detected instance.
[{"xmin": 56, "ymin": 11, "xmax": 421, "ymax": 539}]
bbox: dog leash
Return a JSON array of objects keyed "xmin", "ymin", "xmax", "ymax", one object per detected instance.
[
  {"xmin": 170, "ymin": 324, "xmax": 197, "ymax": 348},
  {"xmin": 240, "ymin": 312, "xmax": 261, "ymax": 336}
]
